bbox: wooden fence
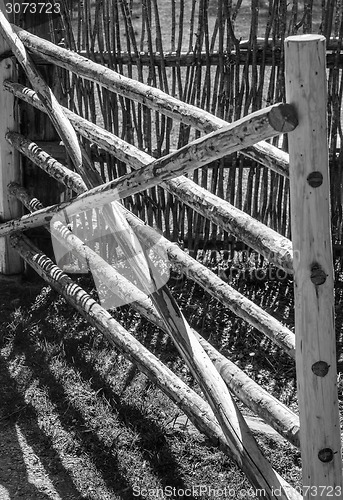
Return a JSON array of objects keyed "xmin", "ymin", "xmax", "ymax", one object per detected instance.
[
  {"xmin": 0, "ymin": 2, "xmax": 342, "ymax": 496},
  {"xmin": 46, "ymin": 0, "xmax": 343, "ymax": 255}
]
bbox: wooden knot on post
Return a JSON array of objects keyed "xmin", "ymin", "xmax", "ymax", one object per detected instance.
[
  {"xmin": 318, "ymin": 448, "xmax": 334, "ymax": 463},
  {"xmin": 268, "ymin": 103, "xmax": 298, "ymax": 133},
  {"xmin": 307, "ymin": 171, "xmax": 323, "ymax": 187},
  {"xmin": 310, "ymin": 263, "xmax": 327, "ymax": 285},
  {"xmin": 312, "ymin": 361, "xmax": 330, "ymax": 377}
]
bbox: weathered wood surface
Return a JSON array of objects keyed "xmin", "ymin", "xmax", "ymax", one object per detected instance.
[
  {"xmin": 11, "ymin": 232, "xmax": 301, "ymax": 500},
  {"xmin": 11, "ymin": 25, "xmax": 291, "ymax": 177},
  {"xmin": 0, "ymin": 7, "xmax": 22, "ymax": 274},
  {"xmin": 4, "ymin": 87, "xmax": 295, "ymax": 354},
  {"xmin": 0, "ymin": 102, "xmax": 297, "ymax": 238},
  {"xmin": 0, "ymin": 3, "xmax": 82, "ymax": 172},
  {"xmin": 6, "ymin": 132, "xmax": 87, "ymax": 193},
  {"xmin": 285, "ymin": 34, "xmax": 342, "ymax": 498},
  {"xmin": 6, "ymin": 79, "xmax": 291, "ymax": 180}
]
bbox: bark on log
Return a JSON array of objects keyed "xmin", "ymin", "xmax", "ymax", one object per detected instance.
[
  {"xmin": 6, "ymin": 132, "xmax": 87, "ymax": 193},
  {"xmin": 10, "ymin": 232, "xmax": 301, "ymax": 500},
  {"xmin": 0, "ymin": 4, "xmax": 82, "ymax": 171},
  {"xmin": 11, "ymin": 26, "xmax": 290, "ymax": 177},
  {"xmin": 8, "ymin": 183, "xmax": 44, "ymax": 212}
]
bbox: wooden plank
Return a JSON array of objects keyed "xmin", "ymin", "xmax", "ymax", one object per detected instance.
[
  {"xmin": 285, "ymin": 34, "xmax": 343, "ymax": 498},
  {"xmin": 0, "ymin": 7, "xmax": 22, "ymax": 274}
]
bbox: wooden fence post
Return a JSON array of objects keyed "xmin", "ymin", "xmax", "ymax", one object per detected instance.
[
  {"xmin": 285, "ymin": 34, "xmax": 343, "ymax": 498},
  {"xmin": 0, "ymin": 7, "xmax": 22, "ymax": 275}
]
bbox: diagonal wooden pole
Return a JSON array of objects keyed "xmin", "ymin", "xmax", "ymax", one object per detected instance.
[{"xmin": 285, "ymin": 34, "xmax": 343, "ymax": 499}]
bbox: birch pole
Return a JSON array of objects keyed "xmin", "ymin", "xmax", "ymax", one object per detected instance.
[
  {"xmin": 0, "ymin": 6, "xmax": 21, "ymax": 274},
  {"xmin": 285, "ymin": 34, "xmax": 342, "ymax": 498}
]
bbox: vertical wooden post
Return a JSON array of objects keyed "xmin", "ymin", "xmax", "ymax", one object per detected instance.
[
  {"xmin": 285, "ymin": 35, "xmax": 342, "ymax": 498},
  {"xmin": 0, "ymin": 9, "xmax": 22, "ymax": 275}
]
